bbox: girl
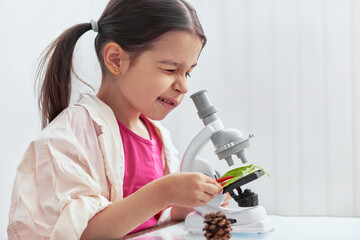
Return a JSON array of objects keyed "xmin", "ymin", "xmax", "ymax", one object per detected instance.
[{"xmin": 8, "ymin": 0, "xmax": 230, "ymax": 239}]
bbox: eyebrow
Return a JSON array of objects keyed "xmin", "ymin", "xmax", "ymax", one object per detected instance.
[{"xmin": 158, "ymin": 60, "xmax": 197, "ymax": 68}]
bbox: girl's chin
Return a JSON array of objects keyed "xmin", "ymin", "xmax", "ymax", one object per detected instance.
[{"xmin": 142, "ymin": 112, "xmax": 170, "ymax": 121}]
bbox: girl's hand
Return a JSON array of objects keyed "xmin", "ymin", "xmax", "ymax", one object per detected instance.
[
  {"xmin": 170, "ymin": 205, "xmax": 195, "ymax": 221},
  {"xmin": 220, "ymin": 192, "xmax": 232, "ymax": 208},
  {"xmin": 162, "ymin": 172, "xmax": 223, "ymax": 208}
]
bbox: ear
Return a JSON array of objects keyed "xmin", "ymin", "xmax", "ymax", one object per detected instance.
[{"xmin": 103, "ymin": 42, "xmax": 128, "ymax": 75}]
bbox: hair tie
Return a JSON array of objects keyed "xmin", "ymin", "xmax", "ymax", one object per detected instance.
[{"xmin": 90, "ymin": 19, "xmax": 98, "ymax": 32}]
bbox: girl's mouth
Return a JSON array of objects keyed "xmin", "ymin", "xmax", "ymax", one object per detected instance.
[
  {"xmin": 158, "ymin": 97, "xmax": 174, "ymax": 105},
  {"xmin": 157, "ymin": 97, "xmax": 178, "ymax": 109}
]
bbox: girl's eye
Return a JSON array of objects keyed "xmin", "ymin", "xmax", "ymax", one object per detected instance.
[{"xmin": 165, "ymin": 69, "xmax": 191, "ymax": 78}]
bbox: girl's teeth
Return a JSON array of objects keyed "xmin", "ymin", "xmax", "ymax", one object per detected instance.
[{"xmin": 160, "ymin": 98, "xmax": 173, "ymax": 105}]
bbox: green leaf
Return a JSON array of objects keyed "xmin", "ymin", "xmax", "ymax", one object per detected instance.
[{"xmin": 219, "ymin": 164, "xmax": 270, "ymax": 188}]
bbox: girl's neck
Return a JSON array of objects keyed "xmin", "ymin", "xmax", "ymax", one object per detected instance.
[{"xmin": 97, "ymin": 81, "xmax": 150, "ymax": 140}]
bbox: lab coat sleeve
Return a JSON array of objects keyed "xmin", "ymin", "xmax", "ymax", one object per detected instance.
[
  {"xmin": 8, "ymin": 107, "xmax": 111, "ymax": 240},
  {"xmin": 48, "ymin": 138, "xmax": 111, "ymax": 239}
]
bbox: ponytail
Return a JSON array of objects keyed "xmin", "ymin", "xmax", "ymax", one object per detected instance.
[
  {"xmin": 36, "ymin": 23, "xmax": 91, "ymax": 129},
  {"xmin": 36, "ymin": 0, "xmax": 207, "ymax": 129}
]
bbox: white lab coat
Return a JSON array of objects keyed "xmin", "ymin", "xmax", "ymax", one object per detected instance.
[{"xmin": 7, "ymin": 93, "xmax": 179, "ymax": 240}]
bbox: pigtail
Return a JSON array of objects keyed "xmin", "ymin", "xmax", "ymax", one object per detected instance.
[
  {"xmin": 36, "ymin": 0, "xmax": 207, "ymax": 129},
  {"xmin": 36, "ymin": 23, "xmax": 91, "ymax": 129}
]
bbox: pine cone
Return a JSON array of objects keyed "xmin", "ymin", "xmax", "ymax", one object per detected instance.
[{"xmin": 203, "ymin": 211, "xmax": 232, "ymax": 240}]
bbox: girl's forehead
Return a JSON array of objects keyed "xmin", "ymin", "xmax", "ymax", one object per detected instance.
[
  {"xmin": 153, "ymin": 30, "xmax": 201, "ymax": 49},
  {"xmin": 149, "ymin": 31, "xmax": 203, "ymax": 61}
]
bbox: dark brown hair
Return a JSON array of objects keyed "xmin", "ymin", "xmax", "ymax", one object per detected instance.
[{"xmin": 37, "ymin": 0, "xmax": 206, "ymax": 129}]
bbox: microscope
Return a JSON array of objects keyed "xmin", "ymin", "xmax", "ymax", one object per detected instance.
[{"xmin": 180, "ymin": 89, "xmax": 273, "ymax": 233}]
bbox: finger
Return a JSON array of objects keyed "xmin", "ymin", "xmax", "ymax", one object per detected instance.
[
  {"xmin": 221, "ymin": 197, "xmax": 230, "ymax": 206},
  {"xmin": 200, "ymin": 191, "xmax": 216, "ymax": 203},
  {"xmin": 203, "ymin": 183, "xmax": 220, "ymax": 197},
  {"xmin": 204, "ymin": 175, "xmax": 221, "ymax": 185},
  {"xmin": 222, "ymin": 196, "xmax": 231, "ymax": 205},
  {"xmin": 196, "ymin": 200, "xmax": 207, "ymax": 207},
  {"xmin": 204, "ymin": 176, "xmax": 224, "ymax": 192},
  {"xmin": 220, "ymin": 202, "xmax": 230, "ymax": 207}
]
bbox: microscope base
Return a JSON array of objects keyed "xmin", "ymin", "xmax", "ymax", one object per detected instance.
[{"xmin": 183, "ymin": 207, "xmax": 274, "ymax": 234}]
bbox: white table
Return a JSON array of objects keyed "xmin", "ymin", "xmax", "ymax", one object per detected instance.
[{"xmin": 124, "ymin": 215, "xmax": 360, "ymax": 240}]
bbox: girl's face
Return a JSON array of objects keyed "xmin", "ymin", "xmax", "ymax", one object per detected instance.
[{"xmin": 118, "ymin": 30, "xmax": 203, "ymax": 120}]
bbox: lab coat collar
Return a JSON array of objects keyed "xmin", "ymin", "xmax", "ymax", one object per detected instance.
[{"xmin": 75, "ymin": 93, "xmax": 124, "ymax": 201}]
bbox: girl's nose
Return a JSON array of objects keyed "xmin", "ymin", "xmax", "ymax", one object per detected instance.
[{"xmin": 173, "ymin": 75, "xmax": 188, "ymax": 94}]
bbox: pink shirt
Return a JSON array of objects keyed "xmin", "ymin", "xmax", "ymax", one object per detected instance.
[{"xmin": 117, "ymin": 115, "xmax": 164, "ymax": 234}]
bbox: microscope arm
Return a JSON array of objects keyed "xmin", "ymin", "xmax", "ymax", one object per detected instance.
[
  {"xmin": 180, "ymin": 119, "xmax": 226, "ymax": 215},
  {"xmin": 180, "ymin": 119, "xmax": 224, "ymax": 173}
]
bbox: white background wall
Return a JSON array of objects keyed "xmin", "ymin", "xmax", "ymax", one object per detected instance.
[{"xmin": 1, "ymin": 0, "xmax": 359, "ymax": 238}]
